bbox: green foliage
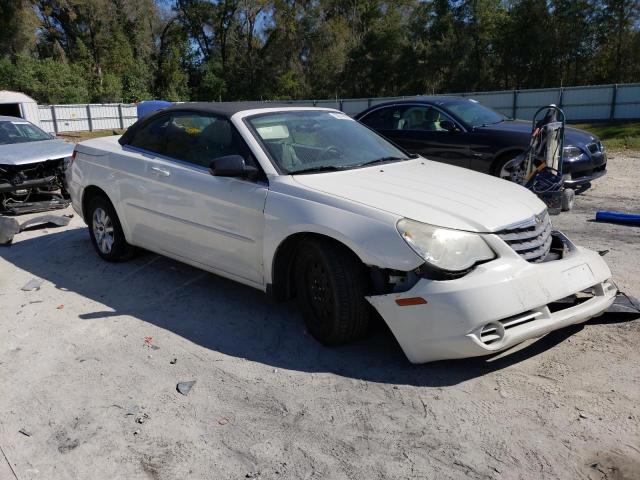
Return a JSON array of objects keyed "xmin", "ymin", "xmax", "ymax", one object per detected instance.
[
  {"xmin": 0, "ymin": 0, "xmax": 638, "ymax": 104},
  {"xmin": 3, "ymin": 54, "xmax": 90, "ymax": 103},
  {"xmin": 194, "ymin": 60, "xmax": 227, "ymax": 101},
  {"xmin": 573, "ymin": 122, "xmax": 640, "ymax": 150}
]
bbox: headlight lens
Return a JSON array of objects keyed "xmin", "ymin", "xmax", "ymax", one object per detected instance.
[
  {"xmin": 563, "ymin": 146, "xmax": 583, "ymax": 158},
  {"xmin": 397, "ymin": 219, "xmax": 495, "ymax": 272}
]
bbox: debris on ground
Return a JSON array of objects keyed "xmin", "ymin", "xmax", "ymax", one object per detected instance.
[
  {"xmin": 607, "ymin": 292, "xmax": 640, "ymax": 314},
  {"xmin": 56, "ymin": 304, "xmax": 64, "ymax": 310},
  {"xmin": 0, "ymin": 217, "xmax": 20, "ymax": 244},
  {"xmin": 217, "ymin": 416, "xmax": 233, "ymax": 425},
  {"xmin": 170, "ymin": 358, "xmax": 177, "ymax": 364},
  {"xmin": 21, "ymin": 278, "xmax": 43, "ymax": 292},
  {"xmin": 0, "ymin": 214, "xmax": 72, "ymax": 245},
  {"xmin": 18, "ymin": 428, "xmax": 32, "ymax": 437},
  {"xmin": 176, "ymin": 381, "xmax": 196, "ymax": 396},
  {"xmin": 135, "ymin": 413, "xmax": 149, "ymax": 424},
  {"xmin": 595, "ymin": 210, "xmax": 640, "ymax": 226}
]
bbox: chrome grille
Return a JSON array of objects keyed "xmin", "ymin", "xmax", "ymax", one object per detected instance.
[{"xmin": 496, "ymin": 211, "xmax": 552, "ymax": 262}]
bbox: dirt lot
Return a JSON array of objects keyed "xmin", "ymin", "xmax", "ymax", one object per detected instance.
[{"xmin": 1, "ymin": 151, "xmax": 639, "ymax": 480}]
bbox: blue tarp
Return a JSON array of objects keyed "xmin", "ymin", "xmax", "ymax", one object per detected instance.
[{"xmin": 136, "ymin": 100, "xmax": 173, "ymax": 119}]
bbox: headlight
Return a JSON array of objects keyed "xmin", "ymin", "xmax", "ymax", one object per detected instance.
[
  {"xmin": 397, "ymin": 219, "xmax": 495, "ymax": 272},
  {"xmin": 563, "ymin": 146, "xmax": 582, "ymax": 158}
]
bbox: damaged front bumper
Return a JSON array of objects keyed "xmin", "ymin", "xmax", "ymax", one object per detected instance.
[
  {"xmin": 366, "ymin": 233, "xmax": 616, "ymax": 364},
  {"xmin": 0, "ymin": 159, "xmax": 70, "ymax": 215}
]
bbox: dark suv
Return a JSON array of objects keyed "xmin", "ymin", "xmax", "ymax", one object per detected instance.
[{"xmin": 355, "ymin": 97, "xmax": 607, "ymax": 188}]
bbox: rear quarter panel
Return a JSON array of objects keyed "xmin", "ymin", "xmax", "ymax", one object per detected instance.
[{"xmin": 69, "ymin": 136, "xmax": 135, "ymax": 238}]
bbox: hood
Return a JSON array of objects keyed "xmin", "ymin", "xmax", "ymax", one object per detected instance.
[
  {"xmin": 292, "ymin": 159, "xmax": 547, "ymax": 233},
  {"xmin": 476, "ymin": 119, "xmax": 598, "ymax": 146},
  {"xmin": 0, "ymin": 139, "xmax": 74, "ymax": 166}
]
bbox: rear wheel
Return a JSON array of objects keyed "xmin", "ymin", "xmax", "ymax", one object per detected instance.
[
  {"xmin": 87, "ymin": 194, "xmax": 135, "ymax": 262},
  {"xmin": 294, "ymin": 238, "xmax": 371, "ymax": 344}
]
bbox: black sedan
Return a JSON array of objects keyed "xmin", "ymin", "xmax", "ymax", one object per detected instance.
[{"xmin": 355, "ymin": 97, "xmax": 606, "ymax": 188}]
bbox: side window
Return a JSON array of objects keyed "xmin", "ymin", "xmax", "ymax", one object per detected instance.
[
  {"xmin": 128, "ymin": 115, "xmax": 171, "ymax": 155},
  {"xmin": 360, "ymin": 107, "xmax": 403, "ymax": 130},
  {"xmin": 163, "ymin": 113, "xmax": 255, "ymax": 169},
  {"xmin": 395, "ymin": 106, "xmax": 451, "ymax": 132}
]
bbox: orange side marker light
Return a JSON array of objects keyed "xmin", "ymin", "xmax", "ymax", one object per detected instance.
[{"xmin": 395, "ymin": 297, "xmax": 428, "ymax": 306}]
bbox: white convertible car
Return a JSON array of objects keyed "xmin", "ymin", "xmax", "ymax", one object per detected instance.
[{"xmin": 67, "ymin": 103, "xmax": 617, "ymax": 363}]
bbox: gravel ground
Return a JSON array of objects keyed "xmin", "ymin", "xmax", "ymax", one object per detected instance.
[{"xmin": 0, "ymin": 151, "xmax": 639, "ymax": 480}]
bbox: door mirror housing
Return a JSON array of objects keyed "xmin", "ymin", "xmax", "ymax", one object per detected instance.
[
  {"xmin": 209, "ymin": 155, "xmax": 258, "ymax": 179},
  {"xmin": 440, "ymin": 120, "xmax": 460, "ymax": 133}
]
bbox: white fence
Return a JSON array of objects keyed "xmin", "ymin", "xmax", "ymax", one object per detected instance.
[
  {"xmin": 35, "ymin": 83, "xmax": 640, "ymax": 133},
  {"xmin": 38, "ymin": 103, "xmax": 137, "ymax": 134},
  {"xmin": 281, "ymin": 83, "xmax": 640, "ymax": 122}
]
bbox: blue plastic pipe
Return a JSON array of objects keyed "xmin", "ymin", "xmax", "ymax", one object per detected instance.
[{"xmin": 596, "ymin": 211, "xmax": 640, "ymax": 226}]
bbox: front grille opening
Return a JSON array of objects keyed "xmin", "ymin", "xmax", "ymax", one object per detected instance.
[
  {"xmin": 497, "ymin": 211, "xmax": 553, "ymax": 263},
  {"xmin": 479, "ymin": 310, "xmax": 542, "ymax": 345},
  {"xmin": 587, "ymin": 143, "xmax": 599, "ymax": 154},
  {"xmin": 480, "ymin": 323, "xmax": 503, "ymax": 345},
  {"xmin": 547, "ymin": 286, "xmax": 597, "ymax": 313}
]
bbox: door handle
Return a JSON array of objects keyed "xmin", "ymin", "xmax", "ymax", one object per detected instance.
[{"xmin": 150, "ymin": 166, "xmax": 171, "ymax": 177}]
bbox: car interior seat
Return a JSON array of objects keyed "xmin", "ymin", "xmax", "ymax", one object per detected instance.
[
  {"xmin": 199, "ymin": 120, "xmax": 233, "ymax": 159},
  {"xmin": 401, "ymin": 109, "xmax": 425, "ymax": 130},
  {"xmin": 421, "ymin": 108, "xmax": 443, "ymax": 131}
]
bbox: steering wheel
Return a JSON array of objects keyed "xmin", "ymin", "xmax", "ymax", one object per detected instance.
[{"xmin": 319, "ymin": 145, "xmax": 343, "ymax": 160}]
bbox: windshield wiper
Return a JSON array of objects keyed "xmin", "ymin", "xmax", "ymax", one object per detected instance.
[
  {"xmin": 480, "ymin": 119, "xmax": 507, "ymax": 127},
  {"xmin": 291, "ymin": 165, "xmax": 352, "ymax": 175},
  {"xmin": 355, "ymin": 156, "xmax": 408, "ymax": 168}
]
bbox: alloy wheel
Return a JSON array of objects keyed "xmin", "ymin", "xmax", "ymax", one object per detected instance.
[{"xmin": 92, "ymin": 207, "xmax": 115, "ymax": 254}]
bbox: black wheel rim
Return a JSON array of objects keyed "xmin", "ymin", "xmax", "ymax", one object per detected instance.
[{"xmin": 305, "ymin": 259, "xmax": 334, "ymax": 329}]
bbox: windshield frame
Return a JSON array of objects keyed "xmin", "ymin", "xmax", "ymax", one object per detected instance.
[
  {"xmin": 243, "ymin": 109, "xmax": 411, "ymax": 175},
  {"xmin": 0, "ymin": 119, "xmax": 53, "ymax": 145}
]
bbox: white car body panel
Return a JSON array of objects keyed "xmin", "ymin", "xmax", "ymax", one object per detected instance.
[
  {"xmin": 68, "ymin": 106, "xmax": 616, "ymax": 363},
  {"xmin": 290, "ymin": 158, "xmax": 547, "ymax": 232}
]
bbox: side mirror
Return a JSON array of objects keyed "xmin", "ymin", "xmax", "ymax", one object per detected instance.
[
  {"xmin": 440, "ymin": 120, "xmax": 460, "ymax": 133},
  {"xmin": 209, "ymin": 155, "xmax": 258, "ymax": 179}
]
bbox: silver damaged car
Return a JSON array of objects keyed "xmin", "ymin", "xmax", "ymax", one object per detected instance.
[{"xmin": 0, "ymin": 116, "xmax": 73, "ymax": 214}]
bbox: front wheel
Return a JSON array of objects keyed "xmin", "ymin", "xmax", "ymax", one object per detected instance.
[{"xmin": 294, "ymin": 238, "xmax": 371, "ymax": 345}]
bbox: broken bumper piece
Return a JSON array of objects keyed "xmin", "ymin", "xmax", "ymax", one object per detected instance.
[
  {"xmin": 366, "ymin": 234, "xmax": 616, "ymax": 364},
  {"xmin": 2, "ymin": 197, "xmax": 70, "ymax": 215}
]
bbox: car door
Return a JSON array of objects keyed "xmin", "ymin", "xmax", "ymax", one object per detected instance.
[
  {"xmin": 141, "ymin": 112, "xmax": 268, "ymax": 285},
  {"xmin": 361, "ymin": 105, "xmax": 472, "ymax": 168},
  {"xmin": 114, "ymin": 113, "xmax": 181, "ymax": 249}
]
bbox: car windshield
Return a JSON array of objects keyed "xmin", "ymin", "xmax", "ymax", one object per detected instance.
[
  {"xmin": 0, "ymin": 120, "xmax": 51, "ymax": 145},
  {"xmin": 442, "ymin": 100, "xmax": 506, "ymax": 127},
  {"xmin": 246, "ymin": 110, "xmax": 409, "ymax": 174}
]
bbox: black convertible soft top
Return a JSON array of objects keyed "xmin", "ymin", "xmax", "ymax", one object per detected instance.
[{"xmin": 119, "ymin": 101, "xmax": 296, "ymax": 145}]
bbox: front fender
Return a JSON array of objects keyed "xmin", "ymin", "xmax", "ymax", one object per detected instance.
[{"xmin": 263, "ymin": 187, "xmax": 424, "ymax": 285}]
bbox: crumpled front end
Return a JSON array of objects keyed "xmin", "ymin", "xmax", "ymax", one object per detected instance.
[
  {"xmin": 0, "ymin": 159, "xmax": 71, "ymax": 214},
  {"xmin": 366, "ymin": 231, "xmax": 616, "ymax": 364}
]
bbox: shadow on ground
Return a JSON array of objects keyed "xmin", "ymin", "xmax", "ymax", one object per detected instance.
[{"xmin": 4, "ymin": 227, "xmax": 638, "ymax": 387}]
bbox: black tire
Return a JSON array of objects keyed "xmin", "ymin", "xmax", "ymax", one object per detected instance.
[
  {"xmin": 86, "ymin": 194, "xmax": 135, "ymax": 262},
  {"xmin": 294, "ymin": 238, "xmax": 371, "ymax": 345}
]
